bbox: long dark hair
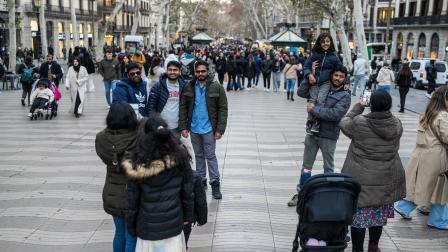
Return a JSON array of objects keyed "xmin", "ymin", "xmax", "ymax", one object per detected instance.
[
  {"xmin": 312, "ymin": 33, "xmax": 336, "ymax": 53},
  {"xmin": 398, "ymin": 63, "xmax": 412, "ymax": 77},
  {"xmin": 133, "ymin": 114, "xmax": 190, "ymax": 169},
  {"xmin": 106, "ymin": 102, "xmax": 138, "ymax": 130},
  {"xmin": 149, "ymin": 56, "xmax": 160, "ymax": 76},
  {"xmin": 420, "ymin": 86, "xmax": 448, "ymax": 129}
]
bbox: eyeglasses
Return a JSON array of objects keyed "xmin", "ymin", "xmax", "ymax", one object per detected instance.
[
  {"xmin": 195, "ymin": 70, "xmax": 207, "ymax": 74},
  {"xmin": 129, "ymin": 71, "xmax": 141, "ymax": 77}
]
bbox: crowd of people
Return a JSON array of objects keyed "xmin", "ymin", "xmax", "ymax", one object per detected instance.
[{"xmin": 6, "ymin": 33, "xmax": 447, "ymax": 251}]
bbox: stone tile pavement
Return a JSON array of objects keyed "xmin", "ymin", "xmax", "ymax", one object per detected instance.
[{"xmin": 0, "ymin": 75, "xmax": 446, "ymax": 251}]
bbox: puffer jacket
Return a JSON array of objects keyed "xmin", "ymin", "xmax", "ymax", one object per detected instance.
[
  {"xmin": 261, "ymin": 59, "xmax": 273, "ymax": 74},
  {"xmin": 303, "ymin": 51, "xmax": 342, "ymax": 84},
  {"xmin": 376, "ymin": 66, "xmax": 395, "ymax": 84},
  {"xmin": 95, "ymin": 128, "xmax": 137, "ymax": 217},
  {"xmin": 147, "ymin": 73, "xmax": 186, "ymax": 114},
  {"xmin": 123, "ymin": 157, "xmax": 194, "ymax": 241},
  {"xmin": 310, "ymin": 86, "xmax": 351, "ymax": 140},
  {"xmin": 340, "ymin": 103, "xmax": 406, "ymax": 207},
  {"xmin": 112, "ymin": 76, "xmax": 148, "ymax": 117}
]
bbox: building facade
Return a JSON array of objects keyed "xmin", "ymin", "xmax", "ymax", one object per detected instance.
[{"xmin": 391, "ymin": 0, "xmax": 448, "ymax": 60}]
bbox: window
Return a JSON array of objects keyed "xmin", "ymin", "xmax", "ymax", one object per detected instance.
[
  {"xmin": 435, "ymin": 63, "xmax": 446, "ymax": 72},
  {"xmin": 410, "ymin": 62, "xmax": 421, "ymax": 70},
  {"xmin": 430, "ymin": 33, "xmax": 439, "ymax": 59}
]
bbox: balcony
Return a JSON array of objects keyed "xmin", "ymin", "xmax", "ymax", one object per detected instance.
[
  {"xmin": 97, "ymin": 1, "xmax": 114, "ymax": 12},
  {"xmin": 392, "ymin": 15, "xmax": 448, "ymax": 26},
  {"xmin": 138, "ymin": 27, "xmax": 150, "ymax": 33},
  {"xmin": 23, "ymin": 4, "xmax": 98, "ymax": 20}
]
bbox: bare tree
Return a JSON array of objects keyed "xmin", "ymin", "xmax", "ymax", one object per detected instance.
[
  {"xmin": 97, "ymin": 0, "xmax": 126, "ymax": 59},
  {"xmin": 7, "ymin": 0, "xmax": 16, "ymax": 71},
  {"xmin": 353, "ymin": 0, "xmax": 368, "ymax": 59},
  {"xmin": 39, "ymin": 0, "xmax": 48, "ymax": 58},
  {"xmin": 71, "ymin": 3, "xmax": 79, "ymax": 46},
  {"xmin": 131, "ymin": 0, "xmax": 141, "ymax": 35},
  {"xmin": 240, "ymin": 0, "xmax": 267, "ymax": 39}
]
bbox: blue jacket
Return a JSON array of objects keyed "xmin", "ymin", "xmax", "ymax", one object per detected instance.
[
  {"xmin": 311, "ymin": 86, "xmax": 351, "ymax": 140},
  {"xmin": 112, "ymin": 76, "xmax": 148, "ymax": 117},
  {"xmin": 147, "ymin": 73, "xmax": 186, "ymax": 114},
  {"xmin": 304, "ymin": 51, "xmax": 342, "ymax": 84},
  {"xmin": 255, "ymin": 56, "xmax": 262, "ymax": 74}
]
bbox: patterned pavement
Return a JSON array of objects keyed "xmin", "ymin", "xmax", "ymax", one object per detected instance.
[{"xmin": 0, "ymin": 74, "xmax": 446, "ymax": 252}]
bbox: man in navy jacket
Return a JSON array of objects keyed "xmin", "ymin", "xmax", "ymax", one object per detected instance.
[
  {"xmin": 288, "ymin": 65, "xmax": 351, "ymax": 207},
  {"xmin": 112, "ymin": 62, "xmax": 148, "ymax": 118}
]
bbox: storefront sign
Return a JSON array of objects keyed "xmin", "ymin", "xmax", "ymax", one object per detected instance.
[{"xmin": 58, "ymin": 34, "xmax": 65, "ymax": 40}]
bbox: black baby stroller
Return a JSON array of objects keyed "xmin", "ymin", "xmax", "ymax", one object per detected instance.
[{"xmin": 292, "ymin": 173, "xmax": 361, "ymax": 252}]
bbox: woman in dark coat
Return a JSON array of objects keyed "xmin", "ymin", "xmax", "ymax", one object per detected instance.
[
  {"xmin": 216, "ymin": 52, "xmax": 227, "ymax": 85},
  {"xmin": 245, "ymin": 54, "xmax": 257, "ymax": 88},
  {"xmin": 123, "ymin": 115, "xmax": 194, "ymax": 251},
  {"xmin": 396, "ymin": 63, "xmax": 412, "ymax": 113},
  {"xmin": 339, "ymin": 90, "xmax": 406, "ymax": 252},
  {"xmin": 17, "ymin": 56, "xmax": 38, "ymax": 106},
  {"xmin": 95, "ymin": 102, "xmax": 139, "ymax": 252},
  {"xmin": 261, "ymin": 54, "xmax": 273, "ymax": 91},
  {"xmin": 226, "ymin": 54, "xmax": 238, "ymax": 91}
]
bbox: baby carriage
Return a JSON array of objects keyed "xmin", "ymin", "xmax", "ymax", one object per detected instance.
[
  {"xmin": 292, "ymin": 173, "xmax": 361, "ymax": 252},
  {"xmin": 31, "ymin": 79, "xmax": 62, "ymax": 120}
]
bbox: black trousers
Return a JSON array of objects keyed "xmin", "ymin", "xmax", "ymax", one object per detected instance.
[
  {"xmin": 74, "ymin": 91, "xmax": 81, "ymax": 115},
  {"xmin": 263, "ymin": 72, "xmax": 271, "ymax": 89},
  {"xmin": 247, "ymin": 77, "xmax": 253, "ymax": 88},
  {"xmin": 227, "ymin": 73, "xmax": 237, "ymax": 91},
  {"xmin": 399, "ymin": 87, "xmax": 409, "ymax": 110},
  {"xmin": 218, "ymin": 72, "xmax": 225, "ymax": 85},
  {"xmin": 351, "ymin": 226, "xmax": 382, "ymax": 251},
  {"xmin": 427, "ymin": 79, "xmax": 436, "ymax": 94},
  {"xmin": 21, "ymin": 83, "xmax": 32, "ymax": 104},
  {"xmin": 30, "ymin": 97, "xmax": 48, "ymax": 113}
]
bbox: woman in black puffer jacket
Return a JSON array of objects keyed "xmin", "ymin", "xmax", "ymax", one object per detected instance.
[
  {"xmin": 123, "ymin": 114, "xmax": 194, "ymax": 251},
  {"xmin": 95, "ymin": 101, "xmax": 138, "ymax": 252}
]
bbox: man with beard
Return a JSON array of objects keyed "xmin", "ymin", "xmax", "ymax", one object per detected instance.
[
  {"xmin": 112, "ymin": 62, "xmax": 148, "ymax": 118},
  {"xmin": 39, "ymin": 54, "xmax": 63, "ymax": 88},
  {"xmin": 288, "ymin": 65, "xmax": 351, "ymax": 206},
  {"xmin": 147, "ymin": 60, "xmax": 185, "ymax": 138},
  {"xmin": 179, "ymin": 60, "xmax": 228, "ymax": 199}
]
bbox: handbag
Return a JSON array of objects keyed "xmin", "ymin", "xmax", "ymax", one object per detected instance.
[{"xmin": 297, "ymin": 79, "xmax": 310, "ymax": 98}]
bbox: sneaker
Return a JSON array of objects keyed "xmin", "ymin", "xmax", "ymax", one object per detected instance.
[
  {"xmin": 27, "ymin": 112, "xmax": 32, "ymax": 117},
  {"xmin": 211, "ymin": 181, "xmax": 222, "ymax": 199},
  {"xmin": 310, "ymin": 120, "xmax": 320, "ymax": 133},
  {"xmin": 287, "ymin": 194, "xmax": 299, "ymax": 207},
  {"xmin": 305, "ymin": 120, "xmax": 314, "ymax": 135},
  {"xmin": 425, "ymin": 93, "xmax": 432, "ymax": 99},
  {"xmin": 417, "ymin": 206, "xmax": 430, "ymax": 215}
]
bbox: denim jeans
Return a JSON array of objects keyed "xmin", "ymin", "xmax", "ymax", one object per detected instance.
[
  {"xmin": 272, "ymin": 72, "xmax": 282, "ymax": 92},
  {"xmin": 236, "ymin": 74, "xmax": 245, "ymax": 89},
  {"xmin": 104, "ymin": 80, "xmax": 113, "ymax": 105},
  {"xmin": 254, "ymin": 72, "xmax": 261, "ymax": 86},
  {"xmin": 112, "ymin": 216, "xmax": 136, "ymax": 252},
  {"xmin": 286, "ymin": 79, "xmax": 296, "ymax": 93},
  {"xmin": 297, "ymin": 134, "xmax": 336, "ymax": 192},
  {"xmin": 308, "ymin": 82, "xmax": 331, "ymax": 121},
  {"xmin": 190, "ymin": 132, "xmax": 220, "ymax": 183},
  {"xmin": 352, "ymin": 74, "xmax": 367, "ymax": 96},
  {"xmin": 395, "ymin": 200, "xmax": 448, "ymax": 229},
  {"xmin": 377, "ymin": 83, "xmax": 391, "ymax": 93}
]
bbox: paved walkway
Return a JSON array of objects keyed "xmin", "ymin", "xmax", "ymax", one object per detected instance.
[{"xmin": 0, "ymin": 75, "xmax": 446, "ymax": 252}]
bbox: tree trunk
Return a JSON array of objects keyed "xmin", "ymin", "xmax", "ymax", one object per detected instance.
[
  {"xmin": 353, "ymin": 0, "xmax": 368, "ymax": 59},
  {"xmin": 163, "ymin": 1, "xmax": 171, "ymax": 46},
  {"xmin": 7, "ymin": 0, "xmax": 16, "ymax": 71},
  {"xmin": 331, "ymin": 0, "xmax": 352, "ymax": 71},
  {"xmin": 329, "ymin": 21, "xmax": 339, "ymax": 51},
  {"xmin": 39, "ymin": 0, "xmax": 48, "ymax": 58},
  {"xmin": 131, "ymin": 0, "xmax": 141, "ymax": 35},
  {"xmin": 71, "ymin": 3, "xmax": 79, "ymax": 47},
  {"xmin": 96, "ymin": 0, "xmax": 126, "ymax": 59}
]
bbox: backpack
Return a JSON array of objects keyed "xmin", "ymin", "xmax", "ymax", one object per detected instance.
[{"xmin": 21, "ymin": 66, "xmax": 34, "ymax": 83}]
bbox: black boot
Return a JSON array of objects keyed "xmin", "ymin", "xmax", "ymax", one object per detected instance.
[
  {"xmin": 290, "ymin": 92, "xmax": 294, "ymax": 101},
  {"xmin": 287, "ymin": 91, "xmax": 290, "ymax": 100},
  {"xmin": 21, "ymin": 98, "xmax": 25, "ymax": 106},
  {"xmin": 211, "ymin": 181, "xmax": 222, "ymax": 199}
]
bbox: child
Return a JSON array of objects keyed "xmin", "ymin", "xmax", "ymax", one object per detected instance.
[
  {"xmin": 28, "ymin": 79, "xmax": 54, "ymax": 117},
  {"xmin": 302, "ymin": 33, "xmax": 342, "ymax": 134}
]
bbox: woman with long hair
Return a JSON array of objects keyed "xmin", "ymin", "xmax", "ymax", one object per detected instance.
[
  {"xmin": 65, "ymin": 57, "xmax": 88, "ymax": 118},
  {"xmin": 245, "ymin": 54, "xmax": 256, "ymax": 88},
  {"xmin": 396, "ymin": 63, "xmax": 413, "ymax": 112},
  {"xmin": 283, "ymin": 58, "xmax": 301, "ymax": 101},
  {"xmin": 394, "ymin": 86, "xmax": 448, "ymax": 230},
  {"xmin": 340, "ymin": 90, "xmax": 406, "ymax": 252},
  {"xmin": 123, "ymin": 115, "xmax": 194, "ymax": 251},
  {"xmin": 95, "ymin": 102, "xmax": 138, "ymax": 252},
  {"xmin": 120, "ymin": 54, "xmax": 131, "ymax": 78},
  {"xmin": 148, "ymin": 56, "xmax": 165, "ymax": 89},
  {"xmin": 261, "ymin": 54, "xmax": 273, "ymax": 92}
]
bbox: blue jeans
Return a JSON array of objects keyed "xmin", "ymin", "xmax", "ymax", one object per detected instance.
[
  {"xmin": 377, "ymin": 84, "xmax": 391, "ymax": 93},
  {"xmin": 272, "ymin": 72, "xmax": 282, "ymax": 92},
  {"xmin": 104, "ymin": 80, "xmax": 113, "ymax": 105},
  {"xmin": 236, "ymin": 74, "xmax": 244, "ymax": 89},
  {"xmin": 394, "ymin": 200, "xmax": 448, "ymax": 229},
  {"xmin": 352, "ymin": 75, "xmax": 366, "ymax": 96},
  {"xmin": 286, "ymin": 79, "xmax": 296, "ymax": 93},
  {"xmin": 190, "ymin": 132, "xmax": 220, "ymax": 183},
  {"xmin": 112, "ymin": 216, "xmax": 136, "ymax": 252}
]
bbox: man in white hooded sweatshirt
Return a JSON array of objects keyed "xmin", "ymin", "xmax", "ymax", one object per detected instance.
[{"xmin": 352, "ymin": 53, "xmax": 369, "ymax": 96}]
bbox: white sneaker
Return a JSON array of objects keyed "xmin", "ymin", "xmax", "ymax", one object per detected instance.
[
  {"xmin": 27, "ymin": 113, "xmax": 32, "ymax": 117},
  {"xmin": 425, "ymin": 93, "xmax": 432, "ymax": 99},
  {"xmin": 107, "ymin": 105, "xmax": 110, "ymax": 109}
]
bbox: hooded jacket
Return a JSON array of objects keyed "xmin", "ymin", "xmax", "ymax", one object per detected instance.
[
  {"xmin": 340, "ymin": 104, "xmax": 406, "ymax": 207},
  {"xmin": 112, "ymin": 76, "xmax": 148, "ymax": 117},
  {"xmin": 147, "ymin": 73, "xmax": 186, "ymax": 114},
  {"xmin": 303, "ymin": 51, "xmax": 342, "ymax": 84},
  {"xmin": 123, "ymin": 157, "xmax": 194, "ymax": 241},
  {"xmin": 95, "ymin": 128, "xmax": 137, "ymax": 217}
]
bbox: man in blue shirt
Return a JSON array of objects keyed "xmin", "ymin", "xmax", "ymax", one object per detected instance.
[{"xmin": 179, "ymin": 60, "xmax": 228, "ymax": 199}]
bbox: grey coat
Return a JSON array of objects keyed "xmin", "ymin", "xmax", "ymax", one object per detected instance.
[{"xmin": 339, "ymin": 104, "xmax": 406, "ymax": 208}]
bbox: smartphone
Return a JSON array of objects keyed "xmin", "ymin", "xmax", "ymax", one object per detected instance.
[{"xmin": 362, "ymin": 90, "xmax": 372, "ymax": 107}]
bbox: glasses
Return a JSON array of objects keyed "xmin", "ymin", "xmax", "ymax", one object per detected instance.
[
  {"xmin": 129, "ymin": 71, "xmax": 141, "ymax": 77},
  {"xmin": 195, "ymin": 70, "xmax": 207, "ymax": 74}
]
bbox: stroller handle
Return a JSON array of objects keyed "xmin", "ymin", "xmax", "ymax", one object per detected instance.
[{"xmin": 326, "ymin": 177, "xmax": 346, "ymax": 182}]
